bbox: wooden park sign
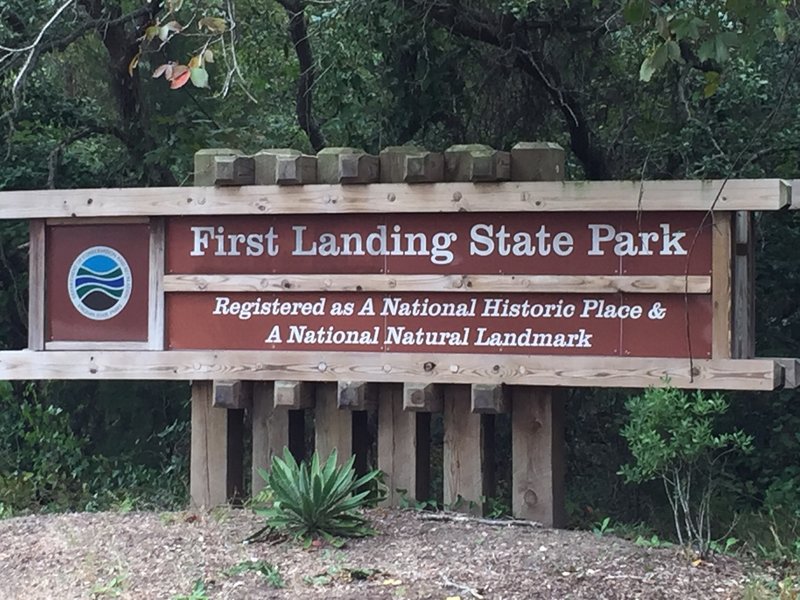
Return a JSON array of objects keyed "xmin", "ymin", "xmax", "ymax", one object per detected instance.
[{"xmin": 0, "ymin": 144, "xmax": 796, "ymax": 526}]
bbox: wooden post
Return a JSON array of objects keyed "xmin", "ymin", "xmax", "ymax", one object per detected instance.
[
  {"xmin": 712, "ymin": 212, "xmax": 733, "ymax": 359},
  {"xmin": 377, "ymin": 383, "xmax": 430, "ymax": 505},
  {"xmin": 511, "ymin": 142, "xmax": 565, "ymax": 181},
  {"xmin": 317, "ymin": 148, "xmax": 379, "ymax": 184},
  {"xmin": 443, "ymin": 385, "xmax": 490, "ymax": 515},
  {"xmin": 314, "ymin": 382, "xmax": 352, "ymax": 463},
  {"xmin": 274, "ymin": 380, "xmax": 315, "ymax": 409},
  {"xmin": 212, "ymin": 380, "xmax": 253, "ymax": 409},
  {"xmin": 511, "ymin": 387, "xmax": 566, "ymax": 527},
  {"xmin": 403, "ymin": 382, "xmax": 443, "ymax": 412},
  {"xmin": 27, "ymin": 220, "xmax": 45, "ymax": 351},
  {"xmin": 379, "ymin": 146, "xmax": 444, "ymax": 183},
  {"xmin": 444, "ymin": 144, "xmax": 510, "ymax": 182},
  {"xmin": 508, "ymin": 142, "xmax": 566, "ymax": 527},
  {"xmin": 190, "ymin": 381, "xmax": 244, "ymax": 507},
  {"xmin": 732, "ymin": 211, "xmax": 755, "ymax": 358},
  {"xmin": 213, "ymin": 155, "xmax": 255, "ymax": 186},
  {"xmin": 193, "ymin": 148, "xmax": 241, "ymax": 186},
  {"xmin": 253, "ymin": 149, "xmax": 317, "ymax": 185},
  {"xmin": 471, "ymin": 384, "xmax": 509, "ymax": 414},
  {"xmin": 251, "ymin": 382, "xmax": 289, "ymax": 496}
]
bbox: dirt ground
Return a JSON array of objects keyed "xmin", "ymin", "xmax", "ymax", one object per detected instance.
[{"xmin": 0, "ymin": 508, "xmax": 768, "ymax": 599}]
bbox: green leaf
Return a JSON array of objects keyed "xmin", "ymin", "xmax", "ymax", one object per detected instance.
[
  {"xmin": 199, "ymin": 16, "xmax": 227, "ymax": 34},
  {"xmin": 190, "ymin": 67, "xmax": 209, "ymax": 88},
  {"xmin": 623, "ymin": 0, "xmax": 649, "ymax": 24},
  {"xmin": 666, "ymin": 40, "xmax": 682, "ymax": 63}
]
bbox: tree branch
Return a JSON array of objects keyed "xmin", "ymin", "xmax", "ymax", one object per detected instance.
[
  {"xmin": 275, "ymin": 0, "xmax": 327, "ymax": 152},
  {"xmin": 47, "ymin": 124, "xmax": 128, "ymax": 189}
]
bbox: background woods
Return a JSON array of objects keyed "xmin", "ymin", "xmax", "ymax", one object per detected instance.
[{"xmin": 0, "ymin": 0, "xmax": 799, "ymax": 563}]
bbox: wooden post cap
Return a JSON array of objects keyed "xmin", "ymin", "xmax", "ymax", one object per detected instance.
[
  {"xmin": 444, "ymin": 144, "xmax": 511, "ymax": 182},
  {"xmin": 317, "ymin": 147, "xmax": 379, "ymax": 184},
  {"xmin": 254, "ymin": 149, "xmax": 317, "ymax": 185},
  {"xmin": 194, "ymin": 148, "xmax": 241, "ymax": 186},
  {"xmin": 379, "ymin": 146, "xmax": 444, "ymax": 183},
  {"xmin": 403, "ymin": 383, "xmax": 443, "ymax": 412},
  {"xmin": 511, "ymin": 142, "xmax": 565, "ymax": 181},
  {"xmin": 213, "ymin": 155, "xmax": 255, "ymax": 186},
  {"xmin": 470, "ymin": 384, "xmax": 510, "ymax": 414},
  {"xmin": 274, "ymin": 380, "xmax": 315, "ymax": 409},
  {"xmin": 212, "ymin": 380, "xmax": 253, "ymax": 409},
  {"xmin": 337, "ymin": 381, "xmax": 377, "ymax": 410}
]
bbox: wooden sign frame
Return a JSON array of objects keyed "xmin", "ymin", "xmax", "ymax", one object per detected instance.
[{"xmin": 3, "ymin": 178, "xmax": 795, "ymax": 391}]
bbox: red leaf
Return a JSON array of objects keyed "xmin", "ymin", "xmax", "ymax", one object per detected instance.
[{"xmin": 170, "ymin": 68, "xmax": 191, "ymax": 89}]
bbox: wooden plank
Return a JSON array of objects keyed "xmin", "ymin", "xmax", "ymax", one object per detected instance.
[
  {"xmin": 0, "ymin": 180, "xmax": 788, "ymax": 218},
  {"xmin": 712, "ymin": 212, "xmax": 733, "ymax": 359},
  {"xmin": 148, "ymin": 218, "xmax": 165, "ymax": 350},
  {"xmin": 732, "ymin": 211, "xmax": 755, "ymax": 358},
  {"xmin": 314, "ymin": 382, "xmax": 351, "ymax": 464},
  {"xmin": 377, "ymin": 383, "xmax": 430, "ymax": 505},
  {"xmin": 471, "ymin": 384, "xmax": 509, "ymax": 414},
  {"xmin": 190, "ymin": 381, "xmax": 244, "ymax": 507},
  {"xmin": 443, "ymin": 385, "xmax": 488, "ymax": 515},
  {"xmin": 212, "ymin": 380, "xmax": 253, "ymax": 409},
  {"xmin": 274, "ymin": 380, "xmax": 315, "ymax": 409},
  {"xmin": 512, "ymin": 387, "xmax": 566, "ymax": 527},
  {"xmin": 0, "ymin": 351, "xmax": 781, "ymax": 390},
  {"xmin": 163, "ymin": 274, "xmax": 711, "ymax": 295},
  {"xmin": 403, "ymin": 382, "xmax": 443, "ymax": 411},
  {"xmin": 27, "ymin": 220, "xmax": 46, "ymax": 351},
  {"xmin": 774, "ymin": 358, "xmax": 800, "ymax": 389},
  {"xmin": 251, "ymin": 382, "xmax": 288, "ymax": 497},
  {"xmin": 337, "ymin": 381, "xmax": 377, "ymax": 410}
]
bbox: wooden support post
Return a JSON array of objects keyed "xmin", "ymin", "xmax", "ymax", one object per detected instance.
[
  {"xmin": 511, "ymin": 387, "xmax": 565, "ymax": 527},
  {"xmin": 253, "ymin": 149, "xmax": 317, "ymax": 185},
  {"xmin": 314, "ymin": 382, "xmax": 352, "ymax": 464},
  {"xmin": 251, "ymin": 382, "xmax": 288, "ymax": 497},
  {"xmin": 27, "ymin": 220, "xmax": 45, "ymax": 351},
  {"xmin": 317, "ymin": 147, "xmax": 379, "ymax": 184},
  {"xmin": 190, "ymin": 381, "xmax": 244, "ymax": 507},
  {"xmin": 712, "ymin": 212, "xmax": 733, "ymax": 359},
  {"xmin": 193, "ymin": 148, "xmax": 241, "ymax": 186},
  {"xmin": 511, "ymin": 142, "xmax": 565, "ymax": 181},
  {"xmin": 338, "ymin": 381, "xmax": 377, "ymax": 410},
  {"xmin": 732, "ymin": 211, "xmax": 756, "ymax": 358},
  {"xmin": 443, "ymin": 385, "xmax": 490, "ymax": 515},
  {"xmin": 378, "ymin": 384, "xmax": 430, "ymax": 505},
  {"xmin": 147, "ymin": 218, "xmax": 165, "ymax": 350},
  {"xmin": 274, "ymin": 380, "xmax": 315, "ymax": 409},
  {"xmin": 213, "ymin": 155, "xmax": 255, "ymax": 186},
  {"xmin": 379, "ymin": 146, "xmax": 444, "ymax": 183},
  {"xmin": 775, "ymin": 358, "xmax": 800, "ymax": 389},
  {"xmin": 403, "ymin": 382, "xmax": 443, "ymax": 412},
  {"xmin": 212, "ymin": 380, "xmax": 253, "ymax": 409},
  {"xmin": 444, "ymin": 144, "xmax": 511, "ymax": 182},
  {"xmin": 471, "ymin": 384, "xmax": 509, "ymax": 414}
]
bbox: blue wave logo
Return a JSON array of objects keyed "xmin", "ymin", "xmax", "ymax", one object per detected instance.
[{"xmin": 68, "ymin": 247, "xmax": 132, "ymax": 320}]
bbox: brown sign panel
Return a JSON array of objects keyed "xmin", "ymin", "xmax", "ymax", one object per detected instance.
[
  {"xmin": 166, "ymin": 292, "xmax": 712, "ymax": 358},
  {"xmin": 165, "ymin": 212, "xmax": 712, "ymax": 276},
  {"xmin": 46, "ymin": 224, "xmax": 150, "ymax": 342}
]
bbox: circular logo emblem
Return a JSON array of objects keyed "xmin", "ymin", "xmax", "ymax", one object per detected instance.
[{"xmin": 68, "ymin": 246, "xmax": 132, "ymax": 320}]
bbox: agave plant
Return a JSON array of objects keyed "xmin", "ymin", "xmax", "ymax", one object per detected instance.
[{"xmin": 251, "ymin": 448, "xmax": 382, "ymax": 541}]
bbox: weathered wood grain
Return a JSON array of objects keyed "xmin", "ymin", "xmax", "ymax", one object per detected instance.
[
  {"xmin": 443, "ymin": 385, "xmax": 488, "ymax": 515},
  {"xmin": 314, "ymin": 382, "xmax": 351, "ymax": 464},
  {"xmin": 212, "ymin": 380, "xmax": 253, "ymax": 409},
  {"xmin": 732, "ymin": 211, "xmax": 755, "ymax": 358},
  {"xmin": 148, "ymin": 218, "xmax": 165, "ymax": 350},
  {"xmin": 712, "ymin": 212, "xmax": 733, "ymax": 359},
  {"xmin": 471, "ymin": 383, "xmax": 509, "ymax": 414},
  {"xmin": 27, "ymin": 220, "xmax": 45, "ymax": 351},
  {"xmin": 163, "ymin": 274, "xmax": 711, "ymax": 294},
  {"xmin": 337, "ymin": 381, "xmax": 377, "ymax": 410},
  {"xmin": 511, "ymin": 387, "xmax": 566, "ymax": 527},
  {"xmin": 251, "ymin": 382, "xmax": 288, "ymax": 496},
  {"xmin": 0, "ymin": 351, "xmax": 781, "ymax": 390},
  {"xmin": 273, "ymin": 380, "xmax": 315, "ymax": 409},
  {"xmin": 403, "ymin": 382, "xmax": 444, "ymax": 411},
  {"xmin": 0, "ymin": 180, "xmax": 788, "ymax": 218}
]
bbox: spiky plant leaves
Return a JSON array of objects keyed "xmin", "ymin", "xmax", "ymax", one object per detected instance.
[{"xmin": 251, "ymin": 448, "xmax": 383, "ymax": 542}]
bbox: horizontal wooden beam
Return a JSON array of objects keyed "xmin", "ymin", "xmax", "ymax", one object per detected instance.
[
  {"xmin": 0, "ymin": 180, "xmax": 788, "ymax": 218},
  {"xmin": 774, "ymin": 358, "xmax": 800, "ymax": 389},
  {"xmin": 0, "ymin": 351, "xmax": 781, "ymax": 390},
  {"xmin": 164, "ymin": 274, "xmax": 711, "ymax": 295}
]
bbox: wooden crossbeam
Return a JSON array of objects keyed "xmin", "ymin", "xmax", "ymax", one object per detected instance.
[
  {"xmin": 403, "ymin": 383, "xmax": 444, "ymax": 411},
  {"xmin": 0, "ymin": 180, "xmax": 789, "ymax": 218},
  {"xmin": 273, "ymin": 380, "xmax": 315, "ymax": 409},
  {"xmin": 0, "ymin": 351, "xmax": 782, "ymax": 390}
]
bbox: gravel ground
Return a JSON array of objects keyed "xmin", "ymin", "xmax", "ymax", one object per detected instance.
[{"xmin": 0, "ymin": 508, "xmax": 760, "ymax": 599}]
